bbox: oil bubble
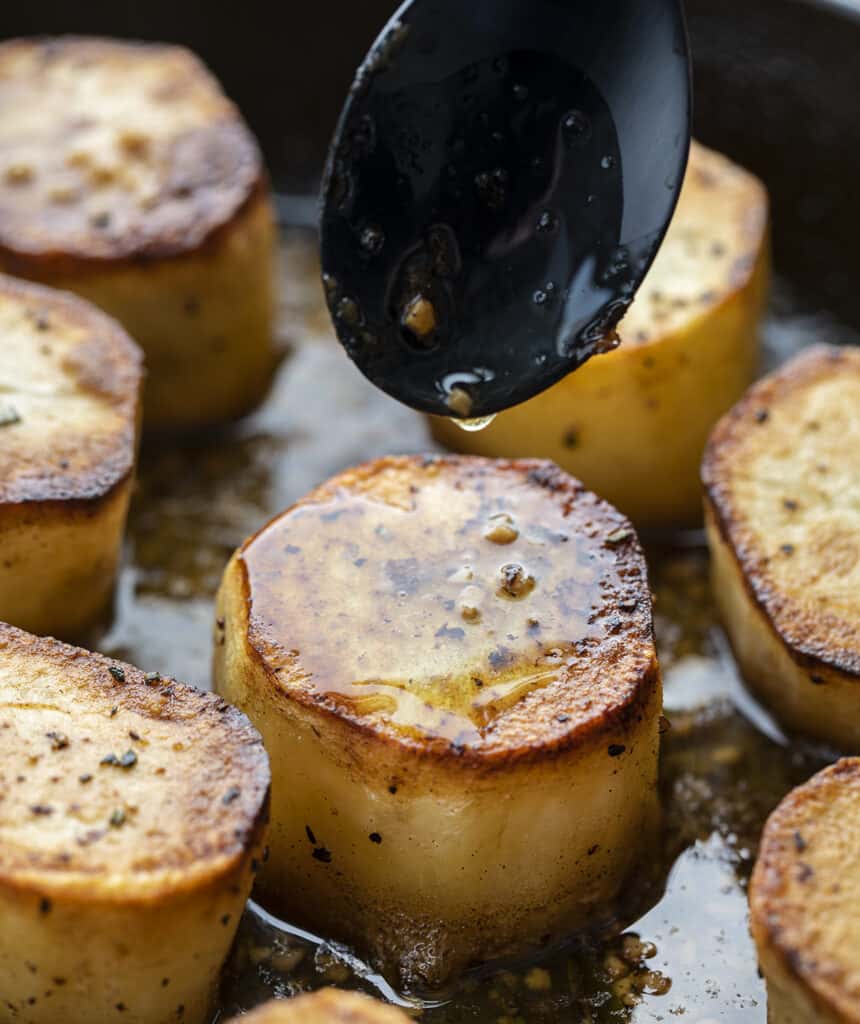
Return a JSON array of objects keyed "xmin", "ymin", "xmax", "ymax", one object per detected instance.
[
  {"xmin": 358, "ymin": 223, "xmax": 385, "ymax": 256},
  {"xmin": 562, "ymin": 110, "xmax": 591, "ymax": 146},
  {"xmin": 536, "ymin": 210, "xmax": 558, "ymax": 234}
]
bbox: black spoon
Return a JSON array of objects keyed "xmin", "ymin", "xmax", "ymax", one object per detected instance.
[{"xmin": 320, "ymin": 0, "xmax": 691, "ymax": 420}]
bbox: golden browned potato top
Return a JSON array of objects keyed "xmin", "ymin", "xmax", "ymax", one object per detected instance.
[
  {"xmin": 0, "ymin": 273, "xmax": 141, "ymax": 505},
  {"xmin": 618, "ymin": 140, "xmax": 768, "ymax": 347},
  {"xmin": 703, "ymin": 344, "xmax": 860, "ymax": 675},
  {"xmin": 0, "ymin": 36, "xmax": 264, "ymax": 268},
  {"xmin": 751, "ymin": 758, "xmax": 860, "ymax": 1023},
  {"xmin": 0, "ymin": 623, "xmax": 269, "ymax": 902},
  {"xmin": 235, "ymin": 991, "xmax": 411, "ymax": 1024},
  {"xmin": 238, "ymin": 455, "xmax": 657, "ymax": 764}
]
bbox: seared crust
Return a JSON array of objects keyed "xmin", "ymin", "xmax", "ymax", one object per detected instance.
[
  {"xmin": 0, "ymin": 272, "xmax": 141, "ymax": 505},
  {"xmin": 750, "ymin": 758, "xmax": 860, "ymax": 1023},
  {"xmin": 237, "ymin": 455, "xmax": 658, "ymax": 769},
  {"xmin": 703, "ymin": 344, "xmax": 860, "ymax": 678},
  {"xmin": 0, "ymin": 622, "xmax": 270, "ymax": 903},
  {"xmin": 235, "ymin": 992, "xmax": 411, "ymax": 1024},
  {"xmin": 620, "ymin": 141, "xmax": 768, "ymax": 346},
  {"xmin": 0, "ymin": 36, "xmax": 265, "ymax": 271}
]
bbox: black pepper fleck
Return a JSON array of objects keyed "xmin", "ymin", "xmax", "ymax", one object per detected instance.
[
  {"xmin": 46, "ymin": 731, "xmax": 69, "ymax": 751},
  {"xmin": 369, "ymin": 832, "xmax": 382, "ymax": 844},
  {"xmin": 608, "ymin": 744, "xmax": 626, "ymax": 757}
]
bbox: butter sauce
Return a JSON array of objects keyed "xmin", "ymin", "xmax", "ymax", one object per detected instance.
[{"xmin": 242, "ymin": 463, "xmax": 620, "ymax": 744}]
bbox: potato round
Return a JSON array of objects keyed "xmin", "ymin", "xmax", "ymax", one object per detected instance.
[
  {"xmin": 0, "ymin": 622, "xmax": 270, "ymax": 1024},
  {"xmin": 431, "ymin": 141, "xmax": 770, "ymax": 528},
  {"xmin": 750, "ymin": 758, "xmax": 860, "ymax": 1024},
  {"xmin": 703, "ymin": 344, "xmax": 860, "ymax": 750},
  {"xmin": 0, "ymin": 36, "xmax": 277, "ymax": 431},
  {"xmin": 0, "ymin": 272, "xmax": 142, "ymax": 639},
  {"xmin": 232, "ymin": 991, "xmax": 411, "ymax": 1024},
  {"xmin": 215, "ymin": 455, "xmax": 661, "ymax": 988}
]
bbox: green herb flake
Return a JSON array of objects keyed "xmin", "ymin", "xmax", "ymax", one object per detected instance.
[
  {"xmin": 0, "ymin": 405, "xmax": 21, "ymax": 429},
  {"xmin": 109, "ymin": 808, "xmax": 126, "ymax": 828},
  {"xmin": 108, "ymin": 666, "xmax": 126, "ymax": 683}
]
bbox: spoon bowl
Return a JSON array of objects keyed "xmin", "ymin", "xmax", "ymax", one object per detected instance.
[{"xmin": 320, "ymin": 0, "xmax": 691, "ymax": 418}]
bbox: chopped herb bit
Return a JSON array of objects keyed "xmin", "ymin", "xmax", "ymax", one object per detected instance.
[
  {"xmin": 312, "ymin": 846, "xmax": 332, "ymax": 863},
  {"xmin": 369, "ymin": 832, "xmax": 382, "ymax": 844},
  {"xmin": 109, "ymin": 707, "xmax": 118, "ymax": 718},
  {"xmin": 144, "ymin": 672, "xmax": 161, "ymax": 685},
  {"xmin": 222, "ymin": 786, "xmax": 241, "ymax": 805},
  {"xmin": 31, "ymin": 805, "xmax": 53, "ymax": 816},
  {"xmin": 556, "ymin": 714, "xmax": 570, "ymax": 723},
  {"xmin": 128, "ymin": 731, "xmax": 141, "ymax": 742},
  {"xmin": 46, "ymin": 731, "xmax": 69, "ymax": 751},
  {"xmin": 0, "ymin": 405, "xmax": 21, "ymax": 428},
  {"xmin": 305, "ymin": 825, "xmax": 317, "ymax": 845},
  {"xmin": 608, "ymin": 744, "xmax": 627, "ymax": 757},
  {"xmin": 109, "ymin": 808, "xmax": 126, "ymax": 828},
  {"xmin": 794, "ymin": 830, "xmax": 807, "ymax": 852},
  {"xmin": 108, "ymin": 666, "xmax": 125, "ymax": 683},
  {"xmin": 102, "ymin": 750, "xmax": 137, "ymax": 769},
  {"xmin": 755, "ymin": 408, "xmax": 769, "ymax": 423},
  {"xmin": 79, "ymin": 773, "xmax": 93, "ymax": 784},
  {"xmin": 220, "ymin": 914, "xmax": 231, "ymax": 926},
  {"xmin": 780, "ymin": 544, "xmax": 795, "ymax": 555},
  {"xmin": 39, "ymin": 898, "xmax": 52, "ymax": 915}
]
